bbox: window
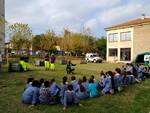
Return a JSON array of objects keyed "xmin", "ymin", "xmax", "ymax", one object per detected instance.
[
  {"xmin": 109, "ymin": 48, "xmax": 118, "ymax": 56},
  {"xmin": 108, "ymin": 33, "xmax": 118, "ymax": 42},
  {"xmin": 120, "ymin": 48, "xmax": 131, "ymax": 61},
  {"xmin": 120, "ymin": 31, "xmax": 131, "ymax": 41}
]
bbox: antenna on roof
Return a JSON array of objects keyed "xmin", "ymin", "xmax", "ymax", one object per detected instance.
[{"xmin": 141, "ymin": 13, "xmax": 145, "ymax": 19}]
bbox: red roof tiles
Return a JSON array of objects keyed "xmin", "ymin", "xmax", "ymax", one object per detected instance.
[{"xmin": 105, "ymin": 18, "xmax": 150, "ymax": 31}]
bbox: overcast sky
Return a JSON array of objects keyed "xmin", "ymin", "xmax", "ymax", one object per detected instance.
[{"xmin": 5, "ymin": 0, "xmax": 150, "ymax": 37}]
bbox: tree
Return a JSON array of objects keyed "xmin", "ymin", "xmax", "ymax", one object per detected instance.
[
  {"xmin": 95, "ymin": 37, "xmax": 106, "ymax": 59},
  {"xmin": 9, "ymin": 23, "xmax": 32, "ymax": 55},
  {"xmin": 32, "ymin": 35, "xmax": 41, "ymax": 51},
  {"xmin": 40, "ymin": 30, "xmax": 56, "ymax": 53},
  {"xmin": 59, "ymin": 29, "xmax": 97, "ymax": 56},
  {"xmin": 59, "ymin": 29, "xmax": 72, "ymax": 52},
  {"xmin": 0, "ymin": 16, "xmax": 6, "ymax": 54}
]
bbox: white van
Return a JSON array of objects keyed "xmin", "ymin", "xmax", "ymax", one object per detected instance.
[{"xmin": 85, "ymin": 53, "xmax": 102, "ymax": 63}]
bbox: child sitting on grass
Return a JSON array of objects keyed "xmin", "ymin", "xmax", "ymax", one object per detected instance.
[
  {"xmin": 91, "ymin": 75, "xmax": 98, "ymax": 87},
  {"xmin": 39, "ymin": 81, "xmax": 51, "ymax": 104},
  {"xmin": 49, "ymin": 78, "xmax": 60, "ymax": 103},
  {"xmin": 39, "ymin": 78, "xmax": 44, "ymax": 87},
  {"xmin": 87, "ymin": 78, "xmax": 99, "ymax": 98},
  {"xmin": 60, "ymin": 76, "xmax": 68, "ymax": 104},
  {"xmin": 101, "ymin": 72, "xmax": 113, "ymax": 95},
  {"xmin": 71, "ymin": 76, "xmax": 78, "ymax": 91},
  {"xmin": 126, "ymin": 71, "xmax": 135, "ymax": 85},
  {"xmin": 114, "ymin": 68, "xmax": 123, "ymax": 92},
  {"xmin": 98, "ymin": 71, "xmax": 106, "ymax": 90},
  {"xmin": 62, "ymin": 84, "xmax": 82, "ymax": 110},
  {"xmin": 24, "ymin": 77, "xmax": 34, "ymax": 90},
  {"xmin": 76, "ymin": 79, "xmax": 89, "ymax": 99},
  {"xmin": 22, "ymin": 80, "xmax": 40, "ymax": 106},
  {"xmin": 82, "ymin": 76, "xmax": 89, "ymax": 91}
]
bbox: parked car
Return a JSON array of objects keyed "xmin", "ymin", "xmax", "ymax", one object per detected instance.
[{"xmin": 85, "ymin": 53, "xmax": 102, "ymax": 63}]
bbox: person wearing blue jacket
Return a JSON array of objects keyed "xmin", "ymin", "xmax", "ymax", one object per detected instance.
[
  {"xmin": 62, "ymin": 84, "xmax": 81, "ymax": 110},
  {"xmin": 137, "ymin": 65, "xmax": 144, "ymax": 81},
  {"xmin": 24, "ymin": 77, "xmax": 34, "ymax": 90},
  {"xmin": 60, "ymin": 76, "xmax": 68, "ymax": 104},
  {"xmin": 114, "ymin": 68, "xmax": 123, "ymax": 92},
  {"xmin": 82, "ymin": 76, "xmax": 89, "ymax": 91},
  {"xmin": 49, "ymin": 78, "xmax": 60, "ymax": 103},
  {"xmin": 91, "ymin": 75, "xmax": 98, "ymax": 87},
  {"xmin": 76, "ymin": 79, "xmax": 89, "ymax": 99},
  {"xmin": 39, "ymin": 81, "xmax": 51, "ymax": 104},
  {"xmin": 101, "ymin": 74, "xmax": 112, "ymax": 95},
  {"xmin": 22, "ymin": 80, "xmax": 40, "ymax": 105},
  {"xmin": 125, "ymin": 71, "xmax": 135, "ymax": 85},
  {"xmin": 87, "ymin": 78, "xmax": 99, "ymax": 98},
  {"xmin": 71, "ymin": 76, "xmax": 78, "ymax": 91}
]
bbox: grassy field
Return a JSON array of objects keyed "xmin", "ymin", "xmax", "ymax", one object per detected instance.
[{"xmin": 0, "ymin": 61, "xmax": 150, "ymax": 113}]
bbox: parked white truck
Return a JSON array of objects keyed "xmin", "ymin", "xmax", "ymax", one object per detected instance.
[{"xmin": 85, "ymin": 53, "xmax": 102, "ymax": 63}]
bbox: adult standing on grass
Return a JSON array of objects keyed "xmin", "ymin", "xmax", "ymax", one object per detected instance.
[
  {"xmin": 44, "ymin": 53, "xmax": 50, "ymax": 71},
  {"xmin": 50, "ymin": 54, "xmax": 56, "ymax": 71},
  {"xmin": 0, "ymin": 52, "xmax": 2, "ymax": 72}
]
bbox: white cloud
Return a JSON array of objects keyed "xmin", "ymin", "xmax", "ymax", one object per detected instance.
[
  {"xmin": 84, "ymin": 0, "xmax": 150, "ymax": 35},
  {"xmin": 5, "ymin": 0, "xmax": 150, "ymax": 37},
  {"xmin": 84, "ymin": 19, "xmax": 98, "ymax": 29}
]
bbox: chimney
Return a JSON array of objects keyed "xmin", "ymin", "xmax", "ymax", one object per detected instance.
[{"xmin": 141, "ymin": 13, "xmax": 145, "ymax": 19}]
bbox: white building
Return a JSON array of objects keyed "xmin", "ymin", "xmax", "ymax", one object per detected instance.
[{"xmin": 105, "ymin": 17, "xmax": 150, "ymax": 63}]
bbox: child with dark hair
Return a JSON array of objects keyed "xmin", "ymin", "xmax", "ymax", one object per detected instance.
[
  {"xmin": 122, "ymin": 71, "xmax": 128, "ymax": 86},
  {"xmin": 76, "ymin": 79, "xmax": 89, "ymax": 99},
  {"xmin": 39, "ymin": 78, "xmax": 44, "ymax": 87},
  {"xmin": 62, "ymin": 84, "xmax": 81, "ymax": 110},
  {"xmin": 143, "ymin": 67, "xmax": 150, "ymax": 78},
  {"xmin": 126, "ymin": 71, "xmax": 135, "ymax": 85},
  {"xmin": 60, "ymin": 76, "xmax": 68, "ymax": 104},
  {"xmin": 82, "ymin": 76, "xmax": 89, "ymax": 91},
  {"xmin": 91, "ymin": 75, "xmax": 97, "ymax": 87},
  {"xmin": 24, "ymin": 77, "xmax": 34, "ymax": 90},
  {"xmin": 114, "ymin": 68, "xmax": 123, "ymax": 92},
  {"xmin": 87, "ymin": 78, "xmax": 99, "ymax": 97},
  {"xmin": 108, "ymin": 71, "xmax": 115, "ymax": 94},
  {"xmin": 22, "ymin": 80, "xmax": 40, "ymax": 106},
  {"xmin": 126, "ymin": 63, "xmax": 133, "ymax": 74},
  {"xmin": 137, "ymin": 65, "xmax": 144, "ymax": 81},
  {"xmin": 49, "ymin": 78, "xmax": 60, "ymax": 103},
  {"xmin": 71, "ymin": 76, "xmax": 78, "ymax": 91},
  {"xmin": 102, "ymin": 71, "xmax": 114, "ymax": 95},
  {"xmin": 98, "ymin": 71, "xmax": 106, "ymax": 90},
  {"xmin": 39, "ymin": 81, "xmax": 51, "ymax": 104}
]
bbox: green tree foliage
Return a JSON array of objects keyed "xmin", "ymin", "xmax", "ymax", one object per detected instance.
[
  {"xmin": 60, "ymin": 29, "xmax": 72, "ymax": 52},
  {"xmin": 95, "ymin": 37, "xmax": 106, "ymax": 59},
  {"xmin": 32, "ymin": 35, "xmax": 41, "ymax": 51},
  {"xmin": 60, "ymin": 29, "xmax": 96, "ymax": 55},
  {"xmin": 40, "ymin": 30, "xmax": 56, "ymax": 53},
  {"xmin": 9, "ymin": 23, "xmax": 32, "ymax": 55}
]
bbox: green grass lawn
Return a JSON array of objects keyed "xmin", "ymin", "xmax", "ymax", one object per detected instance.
[{"xmin": 0, "ymin": 61, "xmax": 150, "ymax": 113}]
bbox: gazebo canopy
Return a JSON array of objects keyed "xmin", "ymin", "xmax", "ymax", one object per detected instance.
[{"xmin": 135, "ymin": 52, "xmax": 150, "ymax": 63}]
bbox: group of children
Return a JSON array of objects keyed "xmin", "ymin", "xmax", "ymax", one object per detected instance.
[{"xmin": 21, "ymin": 63, "xmax": 150, "ymax": 110}]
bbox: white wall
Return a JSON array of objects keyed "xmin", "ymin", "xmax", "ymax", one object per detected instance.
[{"xmin": 106, "ymin": 28, "xmax": 134, "ymax": 62}]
